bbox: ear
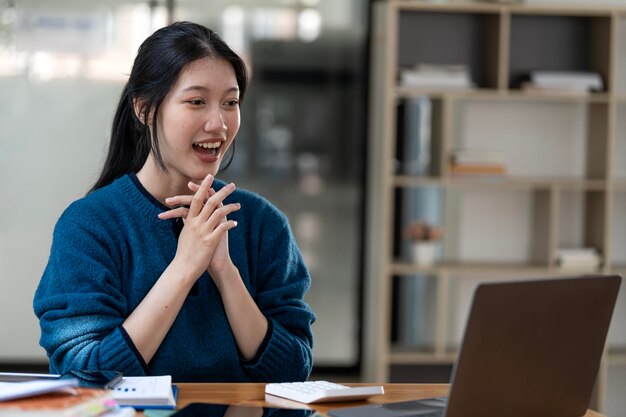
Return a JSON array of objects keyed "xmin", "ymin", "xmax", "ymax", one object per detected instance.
[{"xmin": 133, "ymin": 97, "xmax": 150, "ymax": 125}]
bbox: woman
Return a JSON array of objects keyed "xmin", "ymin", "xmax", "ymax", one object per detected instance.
[{"xmin": 33, "ymin": 21, "xmax": 315, "ymax": 382}]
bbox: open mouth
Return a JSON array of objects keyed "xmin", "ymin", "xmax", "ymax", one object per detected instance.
[{"xmin": 192, "ymin": 141, "xmax": 222, "ymax": 156}]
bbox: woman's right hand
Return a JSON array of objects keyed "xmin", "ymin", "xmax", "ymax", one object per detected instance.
[{"xmin": 158, "ymin": 174, "xmax": 241, "ymax": 282}]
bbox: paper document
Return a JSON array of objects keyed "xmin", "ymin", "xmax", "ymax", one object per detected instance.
[{"xmin": 0, "ymin": 379, "xmax": 78, "ymax": 402}]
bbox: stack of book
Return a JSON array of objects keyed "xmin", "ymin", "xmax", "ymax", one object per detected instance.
[
  {"xmin": 556, "ymin": 248, "xmax": 601, "ymax": 272},
  {"xmin": 522, "ymin": 71, "xmax": 603, "ymax": 94},
  {"xmin": 0, "ymin": 373, "xmax": 176, "ymax": 416},
  {"xmin": 399, "ymin": 64, "xmax": 474, "ymax": 89},
  {"xmin": 0, "ymin": 380, "xmax": 117, "ymax": 417},
  {"xmin": 449, "ymin": 149, "xmax": 507, "ymax": 176}
]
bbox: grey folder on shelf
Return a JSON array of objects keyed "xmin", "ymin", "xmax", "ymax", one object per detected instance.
[{"xmin": 330, "ymin": 274, "xmax": 621, "ymax": 417}]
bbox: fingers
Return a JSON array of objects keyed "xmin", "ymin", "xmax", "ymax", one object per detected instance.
[
  {"xmin": 188, "ymin": 182, "xmax": 201, "ymax": 193},
  {"xmin": 164, "ymin": 195, "xmax": 193, "ymax": 207},
  {"xmin": 215, "ymin": 219, "xmax": 238, "ymax": 234},
  {"xmin": 207, "ymin": 188, "xmax": 222, "ymax": 210},
  {"xmin": 165, "ymin": 182, "xmax": 230, "ymax": 209},
  {"xmin": 211, "ymin": 202, "xmax": 241, "ymax": 224},
  {"xmin": 158, "ymin": 206, "xmax": 189, "ymax": 220},
  {"xmin": 187, "ymin": 174, "xmax": 214, "ymax": 218},
  {"xmin": 159, "ymin": 178, "xmax": 239, "ymax": 226},
  {"xmin": 198, "ymin": 182, "xmax": 236, "ymax": 222}
]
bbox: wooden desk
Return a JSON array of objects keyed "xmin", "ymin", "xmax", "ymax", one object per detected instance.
[{"xmin": 174, "ymin": 383, "xmax": 605, "ymax": 417}]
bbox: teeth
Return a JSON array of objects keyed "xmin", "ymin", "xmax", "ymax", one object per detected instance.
[{"xmin": 194, "ymin": 142, "xmax": 221, "ymax": 149}]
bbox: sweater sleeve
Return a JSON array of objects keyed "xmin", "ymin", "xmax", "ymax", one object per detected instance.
[
  {"xmin": 33, "ymin": 214, "xmax": 147, "ymax": 375},
  {"xmin": 242, "ymin": 210, "xmax": 316, "ymax": 382}
]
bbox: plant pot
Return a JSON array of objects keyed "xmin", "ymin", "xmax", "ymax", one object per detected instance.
[{"xmin": 411, "ymin": 241, "xmax": 437, "ymax": 266}]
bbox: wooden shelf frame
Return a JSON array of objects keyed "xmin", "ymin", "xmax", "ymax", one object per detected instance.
[{"xmin": 364, "ymin": 1, "xmax": 626, "ymax": 413}]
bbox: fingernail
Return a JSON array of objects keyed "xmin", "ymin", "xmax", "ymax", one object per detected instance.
[{"xmin": 233, "ymin": 221, "xmax": 238, "ymax": 226}]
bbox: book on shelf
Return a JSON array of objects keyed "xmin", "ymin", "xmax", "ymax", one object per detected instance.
[
  {"xmin": 449, "ymin": 163, "xmax": 507, "ymax": 176},
  {"xmin": 111, "ymin": 376, "xmax": 176, "ymax": 410},
  {"xmin": 522, "ymin": 71, "xmax": 603, "ymax": 94},
  {"xmin": 0, "ymin": 387, "xmax": 115, "ymax": 417},
  {"xmin": 556, "ymin": 248, "xmax": 601, "ymax": 271},
  {"xmin": 449, "ymin": 149, "xmax": 507, "ymax": 176},
  {"xmin": 399, "ymin": 64, "xmax": 474, "ymax": 89}
]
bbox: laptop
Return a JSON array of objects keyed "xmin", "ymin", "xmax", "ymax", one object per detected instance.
[{"xmin": 330, "ymin": 274, "xmax": 621, "ymax": 417}]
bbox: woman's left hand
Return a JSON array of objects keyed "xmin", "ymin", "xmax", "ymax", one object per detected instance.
[{"xmin": 159, "ymin": 182, "xmax": 238, "ymax": 281}]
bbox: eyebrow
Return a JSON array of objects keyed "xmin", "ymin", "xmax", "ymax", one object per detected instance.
[{"xmin": 180, "ymin": 85, "xmax": 239, "ymax": 94}]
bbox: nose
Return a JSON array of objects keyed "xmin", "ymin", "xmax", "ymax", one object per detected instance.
[{"xmin": 203, "ymin": 106, "xmax": 226, "ymax": 134}]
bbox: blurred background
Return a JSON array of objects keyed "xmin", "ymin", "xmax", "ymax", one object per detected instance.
[{"xmin": 0, "ymin": 0, "xmax": 368, "ymax": 375}]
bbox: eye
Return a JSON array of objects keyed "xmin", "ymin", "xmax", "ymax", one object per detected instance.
[
  {"xmin": 187, "ymin": 98, "xmax": 205, "ymax": 106},
  {"xmin": 224, "ymin": 99, "xmax": 239, "ymax": 108}
]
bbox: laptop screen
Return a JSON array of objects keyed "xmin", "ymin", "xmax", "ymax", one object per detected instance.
[
  {"xmin": 445, "ymin": 275, "xmax": 621, "ymax": 417},
  {"xmin": 329, "ymin": 274, "xmax": 621, "ymax": 417}
]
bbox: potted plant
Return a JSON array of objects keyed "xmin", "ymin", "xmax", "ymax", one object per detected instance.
[{"xmin": 404, "ymin": 220, "xmax": 443, "ymax": 266}]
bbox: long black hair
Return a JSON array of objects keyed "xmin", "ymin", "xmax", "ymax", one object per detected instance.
[{"xmin": 89, "ymin": 21, "xmax": 248, "ymax": 193}]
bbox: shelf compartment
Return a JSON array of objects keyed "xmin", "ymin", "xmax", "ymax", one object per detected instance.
[
  {"xmin": 391, "ymin": 275, "xmax": 439, "ymax": 352},
  {"xmin": 555, "ymin": 190, "xmax": 609, "ymax": 270},
  {"xmin": 450, "ymin": 99, "xmax": 605, "ymax": 180},
  {"xmin": 397, "ymin": 10, "xmax": 501, "ymax": 89},
  {"xmin": 509, "ymin": 13, "xmax": 612, "ymax": 91}
]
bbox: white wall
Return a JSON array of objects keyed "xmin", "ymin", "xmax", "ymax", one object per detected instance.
[{"xmin": 0, "ymin": 78, "xmax": 122, "ymax": 361}]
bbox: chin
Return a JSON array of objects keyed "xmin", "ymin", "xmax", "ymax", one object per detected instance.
[{"xmin": 191, "ymin": 167, "xmax": 220, "ymax": 182}]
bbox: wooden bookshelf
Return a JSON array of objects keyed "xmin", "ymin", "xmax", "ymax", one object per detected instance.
[{"xmin": 364, "ymin": 1, "xmax": 626, "ymax": 413}]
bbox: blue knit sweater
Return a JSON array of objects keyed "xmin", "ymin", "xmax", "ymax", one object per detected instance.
[{"xmin": 34, "ymin": 174, "xmax": 315, "ymax": 382}]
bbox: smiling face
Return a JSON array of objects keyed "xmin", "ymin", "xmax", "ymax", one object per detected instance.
[{"xmin": 155, "ymin": 56, "xmax": 241, "ymax": 185}]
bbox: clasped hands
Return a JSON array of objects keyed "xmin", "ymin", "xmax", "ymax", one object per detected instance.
[{"xmin": 157, "ymin": 173, "xmax": 241, "ymax": 283}]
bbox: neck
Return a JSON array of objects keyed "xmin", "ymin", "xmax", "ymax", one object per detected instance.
[{"xmin": 136, "ymin": 155, "xmax": 193, "ymax": 204}]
